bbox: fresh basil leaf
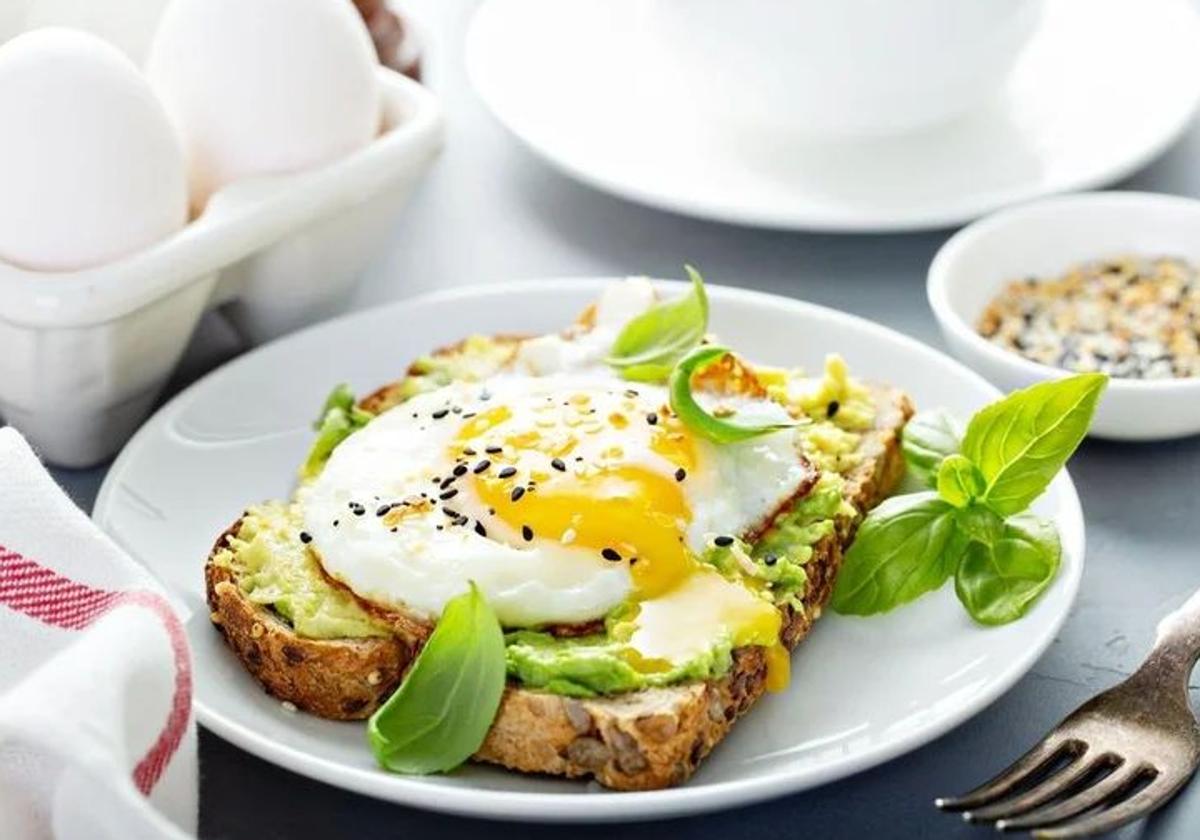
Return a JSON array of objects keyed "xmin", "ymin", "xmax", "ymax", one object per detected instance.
[
  {"xmin": 954, "ymin": 513, "xmax": 1062, "ymax": 626},
  {"xmin": 830, "ymin": 493, "xmax": 959, "ymax": 616},
  {"xmin": 901, "ymin": 408, "xmax": 964, "ymax": 487},
  {"xmin": 961, "ymin": 373, "xmax": 1106, "ymax": 516},
  {"xmin": 954, "ymin": 504, "xmax": 1004, "ymax": 547},
  {"xmin": 936, "ymin": 454, "xmax": 985, "ymax": 508},
  {"xmin": 313, "ymin": 383, "xmax": 354, "ymax": 429},
  {"xmin": 606, "ymin": 265, "xmax": 709, "ymax": 382},
  {"xmin": 368, "ymin": 583, "xmax": 506, "ymax": 774},
  {"xmin": 668, "ymin": 345, "xmax": 794, "ymax": 444},
  {"xmin": 302, "ymin": 385, "xmax": 374, "ymax": 479}
]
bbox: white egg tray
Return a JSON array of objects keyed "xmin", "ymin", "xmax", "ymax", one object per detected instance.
[{"xmin": 0, "ymin": 68, "xmax": 442, "ymax": 468}]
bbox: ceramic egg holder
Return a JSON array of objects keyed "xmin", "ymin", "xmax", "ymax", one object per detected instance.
[{"xmin": 0, "ymin": 69, "xmax": 442, "ymax": 467}]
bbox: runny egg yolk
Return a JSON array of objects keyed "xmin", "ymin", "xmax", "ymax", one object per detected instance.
[{"xmin": 452, "ymin": 390, "xmax": 789, "ymax": 691}]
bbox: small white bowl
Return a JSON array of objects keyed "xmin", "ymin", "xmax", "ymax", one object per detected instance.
[{"xmin": 927, "ymin": 191, "xmax": 1200, "ymax": 441}]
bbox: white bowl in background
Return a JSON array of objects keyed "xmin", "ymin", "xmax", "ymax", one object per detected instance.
[
  {"xmin": 0, "ymin": 69, "xmax": 442, "ymax": 468},
  {"xmin": 646, "ymin": 0, "xmax": 1044, "ymax": 140},
  {"xmin": 928, "ymin": 191, "xmax": 1200, "ymax": 441}
]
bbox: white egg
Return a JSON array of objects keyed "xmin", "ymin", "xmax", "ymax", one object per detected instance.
[
  {"xmin": 145, "ymin": 0, "xmax": 381, "ymax": 212},
  {"xmin": 300, "ymin": 374, "xmax": 811, "ymax": 628},
  {"xmin": 0, "ymin": 28, "xmax": 187, "ymax": 271}
]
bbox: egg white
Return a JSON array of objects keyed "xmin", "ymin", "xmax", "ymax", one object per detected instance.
[{"xmin": 301, "ymin": 372, "xmax": 811, "ymax": 628}]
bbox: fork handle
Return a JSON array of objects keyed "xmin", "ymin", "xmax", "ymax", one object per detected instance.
[{"xmin": 1140, "ymin": 586, "xmax": 1200, "ymax": 689}]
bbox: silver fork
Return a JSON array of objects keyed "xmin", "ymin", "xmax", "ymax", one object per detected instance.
[{"xmin": 936, "ymin": 588, "xmax": 1200, "ymax": 837}]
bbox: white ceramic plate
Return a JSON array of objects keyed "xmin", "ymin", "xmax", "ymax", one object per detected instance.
[
  {"xmin": 466, "ymin": 0, "xmax": 1200, "ymax": 232},
  {"xmin": 94, "ymin": 280, "xmax": 1085, "ymax": 822}
]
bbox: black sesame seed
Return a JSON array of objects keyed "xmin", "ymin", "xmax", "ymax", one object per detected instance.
[
  {"xmin": 473, "ymin": 459, "xmax": 491, "ymax": 474},
  {"xmin": 439, "ymin": 488, "xmax": 459, "ymax": 501},
  {"xmin": 451, "ymin": 406, "xmax": 463, "ymax": 414},
  {"xmin": 375, "ymin": 503, "xmax": 392, "ymax": 517},
  {"xmin": 456, "ymin": 515, "xmax": 469, "ymax": 527},
  {"xmin": 488, "ymin": 507, "xmax": 495, "ymax": 515},
  {"xmin": 390, "ymin": 527, "xmax": 398, "ymax": 533},
  {"xmin": 442, "ymin": 507, "xmax": 460, "ymax": 519},
  {"xmin": 630, "ymin": 557, "xmax": 639, "ymax": 565},
  {"xmin": 674, "ymin": 467, "xmax": 687, "ymax": 482},
  {"xmin": 551, "ymin": 457, "xmax": 566, "ymax": 472},
  {"xmin": 601, "ymin": 547, "xmax": 622, "ymax": 562},
  {"xmin": 299, "ymin": 531, "xmax": 312, "ymax": 544},
  {"xmin": 624, "ymin": 389, "xmax": 639, "ymax": 398},
  {"xmin": 498, "ymin": 466, "xmax": 517, "ymax": 479},
  {"xmin": 332, "ymin": 519, "xmax": 339, "ymax": 527},
  {"xmin": 349, "ymin": 502, "xmax": 366, "ymax": 516},
  {"xmin": 714, "ymin": 535, "xmax": 734, "ymax": 547},
  {"xmin": 453, "ymin": 463, "xmax": 469, "ymax": 477},
  {"xmin": 510, "ymin": 486, "xmax": 526, "ymax": 502},
  {"xmin": 462, "ymin": 412, "xmax": 476, "ymax": 419},
  {"xmin": 826, "ymin": 400, "xmax": 840, "ymax": 419},
  {"xmin": 436, "ymin": 525, "xmax": 444, "ymax": 531},
  {"xmin": 463, "ymin": 447, "xmax": 477, "ymax": 456},
  {"xmin": 646, "ymin": 412, "xmax": 658, "ymax": 425},
  {"xmin": 486, "ymin": 445, "xmax": 503, "ymax": 454},
  {"xmin": 764, "ymin": 553, "xmax": 778, "ymax": 566},
  {"xmin": 522, "ymin": 525, "xmax": 534, "ymax": 541},
  {"xmin": 440, "ymin": 476, "xmax": 456, "ymax": 490},
  {"xmin": 474, "ymin": 521, "xmax": 487, "ymax": 537},
  {"xmin": 431, "ymin": 408, "xmax": 450, "ymax": 420},
  {"xmin": 431, "ymin": 476, "xmax": 441, "ymax": 484}
]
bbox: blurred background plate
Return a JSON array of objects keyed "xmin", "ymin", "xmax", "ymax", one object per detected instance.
[{"xmin": 467, "ymin": 0, "xmax": 1200, "ymax": 232}]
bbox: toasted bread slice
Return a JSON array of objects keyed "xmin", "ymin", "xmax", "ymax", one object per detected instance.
[{"xmin": 204, "ymin": 369, "xmax": 912, "ymax": 786}]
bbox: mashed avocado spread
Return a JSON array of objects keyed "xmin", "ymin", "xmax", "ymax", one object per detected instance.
[
  {"xmin": 215, "ymin": 504, "xmax": 390, "ymax": 639},
  {"xmin": 236, "ymin": 341, "xmax": 876, "ymax": 696}
]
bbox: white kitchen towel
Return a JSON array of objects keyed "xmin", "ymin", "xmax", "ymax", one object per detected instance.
[{"xmin": 0, "ymin": 427, "xmax": 196, "ymax": 840}]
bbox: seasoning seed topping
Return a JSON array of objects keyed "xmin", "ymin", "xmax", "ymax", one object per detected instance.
[
  {"xmin": 674, "ymin": 467, "xmax": 687, "ymax": 482},
  {"xmin": 497, "ymin": 466, "xmax": 518, "ymax": 479},
  {"xmin": 550, "ymin": 457, "xmax": 566, "ymax": 472},
  {"xmin": 510, "ymin": 486, "xmax": 526, "ymax": 502},
  {"xmin": 522, "ymin": 525, "xmax": 534, "ymax": 541},
  {"xmin": 978, "ymin": 255, "xmax": 1200, "ymax": 379},
  {"xmin": 601, "ymin": 547, "xmax": 622, "ymax": 562},
  {"xmin": 713, "ymin": 535, "xmax": 734, "ymax": 547},
  {"xmin": 473, "ymin": 459, "xmax": 491, "ymax": 474},
  {"xmin": 299, "ymin": 531, "xmax": 312, "ymax": 544}
]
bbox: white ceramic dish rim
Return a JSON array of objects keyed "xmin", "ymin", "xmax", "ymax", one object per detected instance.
[
  {"xmin": 0, "ymin": 69, "xmax": 442, "ymax": 328},
  {"xmin": 465, "ymin": 0, "xmax": 1200, "ymax": 233},
  {"xmin": 928, "ymin": 190, "xmax": 1200, "ymax": 395},
  {"xmin": 96, "ymin": 279, "xmax": 1086, "ymax": 822}
]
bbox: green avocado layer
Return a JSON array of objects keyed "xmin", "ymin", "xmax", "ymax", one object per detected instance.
[{"xmin": 214, "ymin": 504, "xmax": 391, "ymax": 640}]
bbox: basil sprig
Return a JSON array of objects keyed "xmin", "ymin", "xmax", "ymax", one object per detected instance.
[
  {"xmin": 302, "ymin": 384, "xmax": 374, "ymax": 478},
  {"xmin": 668, "ymin": 345, "xmax": 795, "ymax": 444},
  {"xmin": 832, "ymin": 373, "xmax": 1105, "ymax": 626},
  {"xmin": 606, "ymin": 266, "xmax": 708, "ymax": 382},
  {"xmin": 368, "ymin": 583, "xmax": 505, "ymax": 774}
]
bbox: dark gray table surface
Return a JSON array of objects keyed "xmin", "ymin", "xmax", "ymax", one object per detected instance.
[{"xmin": 47, "ymin": 2, "xmax": 1200, "ymax": 837}]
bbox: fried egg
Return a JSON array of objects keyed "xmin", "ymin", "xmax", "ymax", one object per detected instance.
[{"xmin": 300, "ymin": 375, "xmax": 811, "ymax": 629}]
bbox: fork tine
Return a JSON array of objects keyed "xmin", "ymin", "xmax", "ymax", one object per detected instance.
[
  {"xmin": 1031, "ymin": 777, "xmax": 1170, "ymax": 839},
  {"xmin": 963, "ymin": 753, "xmax": 1118, "ymax": 822},
  {"xmin": 994, "ymin": 763, "xmax": 1145, "ymax": 831},
  {"xmin": 935, "ymin": 738, "xmax": 1084, "ymax": 812}
]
